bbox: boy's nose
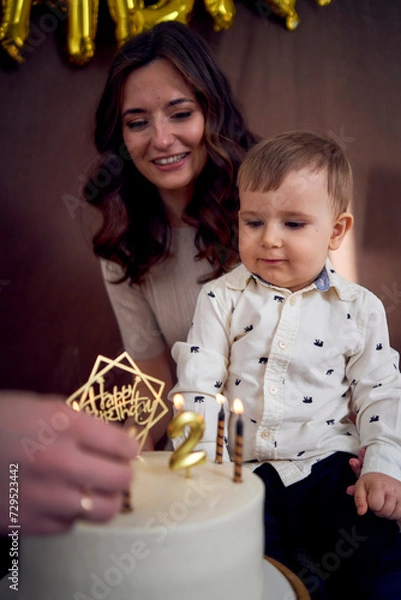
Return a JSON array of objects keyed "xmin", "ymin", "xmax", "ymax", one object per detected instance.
[{"xmin": 261, "ymin": 224, "xmax": 282, "ymax": 248}]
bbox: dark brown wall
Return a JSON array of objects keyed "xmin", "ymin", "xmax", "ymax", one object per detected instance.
[{"xmin": 1, "ymin": 0, "xmax": 400, "ymax": 395}]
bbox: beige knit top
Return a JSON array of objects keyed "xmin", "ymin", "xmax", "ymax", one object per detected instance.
[{"xmin": 100, "ymin": 227, "xmax": 215, "ymax": 360}]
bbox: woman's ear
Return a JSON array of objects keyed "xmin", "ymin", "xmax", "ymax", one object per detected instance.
[{"xmin": 329, "ymin": 212, "xmax": 354, "ymax": 251}]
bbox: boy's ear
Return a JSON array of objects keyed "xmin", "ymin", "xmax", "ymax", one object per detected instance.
[{"xmin": 329, "ymin": 212, "xmax": 354, "ymax": 251}]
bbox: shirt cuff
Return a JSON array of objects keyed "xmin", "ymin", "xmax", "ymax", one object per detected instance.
[{"xmin": 362, "ymin": 443, "xmax": 401, "ymax": 482}]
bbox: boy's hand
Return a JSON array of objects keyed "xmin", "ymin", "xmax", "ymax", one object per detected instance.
[
  {"xmin": 348, "ymin": 447, "xmax": 366, "ymax": 479},
  {"xmin": 347, "ymin": 472, "xmax": 401, "ymax": 520}
]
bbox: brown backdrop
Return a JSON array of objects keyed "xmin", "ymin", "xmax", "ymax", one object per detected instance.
[{"xmin": 1, "ymin": 0, "xmax": 400, "ymax": 395}]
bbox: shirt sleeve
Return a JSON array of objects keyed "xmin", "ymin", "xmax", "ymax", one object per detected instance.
[
  {"xmin": 100, "ymin": 260, "xmax": 166, "ymax": 360},
  {"xmin": 169, "ymin": 284, "xmax": 232, "ymax": 461},
  {"xmin": 347, "ymin": 293, "xmax": 401, "ymax": 481}
]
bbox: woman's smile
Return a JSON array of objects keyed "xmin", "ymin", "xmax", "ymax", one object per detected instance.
[{"xmin": 152, "ymin": 152, "xmax": 189, "ymax": 167}]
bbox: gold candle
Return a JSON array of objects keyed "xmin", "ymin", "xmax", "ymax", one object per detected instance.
[
  {"xmin": 120, "ymin": 426, "xmax": 137, "ymax": 513},
  {"xmin": 233, "ymin": 399, "xmax": 244, "ymax": 483},
  {"xmin": 121, "ymin": 489, "xmax": 133, "ymax": 513},
  {"xmin": 215, "ymin": 394, "xmax": 226, "ymax": 464},
  {"xmin": 168, "ymin": 395, "xmax": 206, "ymax": 478}
]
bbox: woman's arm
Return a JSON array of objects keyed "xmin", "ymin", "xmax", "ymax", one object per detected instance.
[
  {"xmin": 100, "ymin": 261, "xmax": 174, "ymax": 446},
  {"xmin": 100, "ymin": 260, "xmax": 166, "ymax": 360}
]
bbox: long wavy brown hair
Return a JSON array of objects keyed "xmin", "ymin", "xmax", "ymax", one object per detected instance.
[{"xmin": 84, "ymin": 22, "xmax": 258, "ymax": 284}]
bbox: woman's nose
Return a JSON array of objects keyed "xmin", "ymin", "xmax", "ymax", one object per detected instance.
[{"xmin": 152, "ymin": 118, "xmax": 174, "ymax": 149}]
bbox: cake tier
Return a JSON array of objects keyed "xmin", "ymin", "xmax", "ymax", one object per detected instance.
[{"xmin": 20, "ymin": 451, "xmax": 265, "ymax": 600}]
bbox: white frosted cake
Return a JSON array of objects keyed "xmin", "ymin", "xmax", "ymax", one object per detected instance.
[{"xmin": 20, "ymin": 451, "xmax": 265, "ymax": 600}]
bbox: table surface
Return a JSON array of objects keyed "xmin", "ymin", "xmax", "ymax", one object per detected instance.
[{"xmin": 0, "ymin": 556, "xmax": 310, "ymax": 600}]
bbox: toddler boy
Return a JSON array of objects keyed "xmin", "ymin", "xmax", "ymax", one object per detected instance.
[{"xmin": 170, "ymin": 131, "xmax": 401, "ymax": 599}]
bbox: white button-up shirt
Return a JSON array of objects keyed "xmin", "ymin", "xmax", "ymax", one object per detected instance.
[{"xmin": 170, "ymin": 261, "xmax": 401, "ymax": 486}]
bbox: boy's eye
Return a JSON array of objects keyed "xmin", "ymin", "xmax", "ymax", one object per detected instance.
[
  {"xmin": 246, "ymin": 220, "xmax": 264, "ymax": 228},
  {"xmin": 285, "ymin": 221, "xmax": 305, "ymax": 229}
]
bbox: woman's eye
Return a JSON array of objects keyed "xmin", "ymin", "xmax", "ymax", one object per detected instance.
[
  {"xmin": 172, "ymin": 110, "xmax": 193, "ymax": 120},
  {"xmin": 126, "ymin": 119, "xmax": 147, "ymax": 130},
  {"xmin": 285, "ymin": 221, "xmax": 305, "ymax": 229}
]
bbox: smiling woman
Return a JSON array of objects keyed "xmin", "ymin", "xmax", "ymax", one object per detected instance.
[
  {"xmin": 121, "ymin": 59, "xmax": 208, "ymax": 224},
  {"xmin": 83, "ymin": 22, "xmax": 257, "ymax": 445}
]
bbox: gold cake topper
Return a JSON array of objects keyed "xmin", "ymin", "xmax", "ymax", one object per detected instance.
[{"xmin": 66, "ymin": 351, "xmax": 168, "ymax": 452}]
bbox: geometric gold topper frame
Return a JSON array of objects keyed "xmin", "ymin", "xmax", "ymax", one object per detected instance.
[{"xmin": 66, "ymin": 351, "xmax": 168, "ymax": 452}]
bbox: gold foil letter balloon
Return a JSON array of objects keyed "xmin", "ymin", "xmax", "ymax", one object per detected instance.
[
  {"xmin": 262, "ymin": 0, "xmax": 332, "ymax": 30},
  {"xmin": 136, "ymin": 0, "xmax": 195, "ymax": 31},
  {"xmin": 107, "ymin": 0, "xmax": 195, "ymax": 45},
  {"xmin": 262, "ymin": 0, "xmax": 300, "ymax": 30},
  {"xmin": 0, "ymin": 0, "xmax": 33, "ymax": 62},
  {"xmin": 66, "ymin": 0, "xmax": 99, "ymax": 65},
  {"xmin": 204, "ymin": 0, "xmax": 236, "ymax": 32},
  {"xmin": 107, "ymin": 0, "xmax": 142, "ymax": 46}
]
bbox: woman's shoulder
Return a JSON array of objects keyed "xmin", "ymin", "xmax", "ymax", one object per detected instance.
[{"xmin": 100, "ymin": 259, "xmax": 125, "ymax": 279}]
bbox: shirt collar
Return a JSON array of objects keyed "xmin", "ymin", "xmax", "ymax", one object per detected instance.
[
  {"xmin": 314, "ymin": 266, "xmax": 330, "ymax": 291},
  {"xmin": 253, "ymin": 266, "xmax": 330, "ymax": 292},
  {"xmin": 225, "ymin": 259, "xmax": 359, "ymax": 301}
]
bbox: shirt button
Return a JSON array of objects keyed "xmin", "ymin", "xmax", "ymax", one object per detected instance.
[
  {"xmin": 261, "ymin": 430, "xmax": 270, "ymax": 440},
  {"xmin": 278, "ymin": 340, "xmax": 286, "ymax": 350},
  {"xmin": 269, "ymin": 385, "xmax": 278, "ymax": 395},
  {"xmin": 289, "ymin": 296, "xmax": 297, "ymax": 306}
]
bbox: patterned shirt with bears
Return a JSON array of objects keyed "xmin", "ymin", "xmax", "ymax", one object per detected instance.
[{"xmin": 170, "ymin": 260, "xmax": 401, "ymax": 486}]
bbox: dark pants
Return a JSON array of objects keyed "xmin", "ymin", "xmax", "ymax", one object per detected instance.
[{"xmin": 254, "ymin": 452, "xmax": 401, "ymax": 600}]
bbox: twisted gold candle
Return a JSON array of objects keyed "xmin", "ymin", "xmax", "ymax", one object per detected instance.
[
  {"xmin": 215, "ymin": 394, "xmax": 226, "ymax": 464},
  {"xmin": 233, "ymin": 399, "xmax": 244, "ymax": 483},
  {"xmin": 120, "ymin": 426, "xmax": 137, "ymax": 512}
]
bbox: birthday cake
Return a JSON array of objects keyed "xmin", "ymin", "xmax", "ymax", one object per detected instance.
[{"xmin": 20, "ymin": 451, "xmax": 265, "ymax": 600}]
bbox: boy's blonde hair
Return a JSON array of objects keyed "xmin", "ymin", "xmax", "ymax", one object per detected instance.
[{"xmin": 237, "ymin": 131, "xmax": 353, "ymax": 214}]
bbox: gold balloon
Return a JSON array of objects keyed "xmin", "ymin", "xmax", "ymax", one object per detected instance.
[
  {"xmin": 107, "ymin": 0, "xmax": 195, "ymax": 44},
  {"xmin": 0, "ymin": 0, "xmax": 33, "ymax": 62},
  {"xmin": 134, "ymin": 0, "xmax": 195, "ymax": 33},
  {"xmin": 0, "ymin": 0, "xmax": 333, "ymax": 65},
  {"xmin": 107, "ymin": 0, "xmax": 141, "ymax": 46},
  {"xmin": 66, "ymin": 0, "xmax": 99, "ymax": 66},
  {"xmin": 262, "ymin": 0, "xmax": 300, "ymax": 30},
  {"xmin": 204, "ymin": 0, "xmax": 236, "ymax": 31}
]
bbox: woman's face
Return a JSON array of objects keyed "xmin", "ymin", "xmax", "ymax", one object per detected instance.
[{"xmin": 121, "ymin": 59, "xmax": 208, "ymax": 204}]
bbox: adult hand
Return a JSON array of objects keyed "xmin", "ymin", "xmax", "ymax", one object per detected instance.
[
  {"xmin": 347, "ymin": 471, "xmax": 401, "ymax": 520},
  {"xmin": 0, "ymin": 391, "xmax": 139, "ymax": 535},
  {"xmin": 124, "ymin": 417, "xmax": 155, "ymax": 451}
]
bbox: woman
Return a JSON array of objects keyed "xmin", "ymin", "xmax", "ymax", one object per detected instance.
[{"xmin": 85, "ymin": 22, "xmax": 257, "ymax": 443}]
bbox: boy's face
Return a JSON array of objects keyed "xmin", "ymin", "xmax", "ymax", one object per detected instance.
[{"xmin": 238, "ymin": 168, "xmax": 346, "ymax": 292}]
